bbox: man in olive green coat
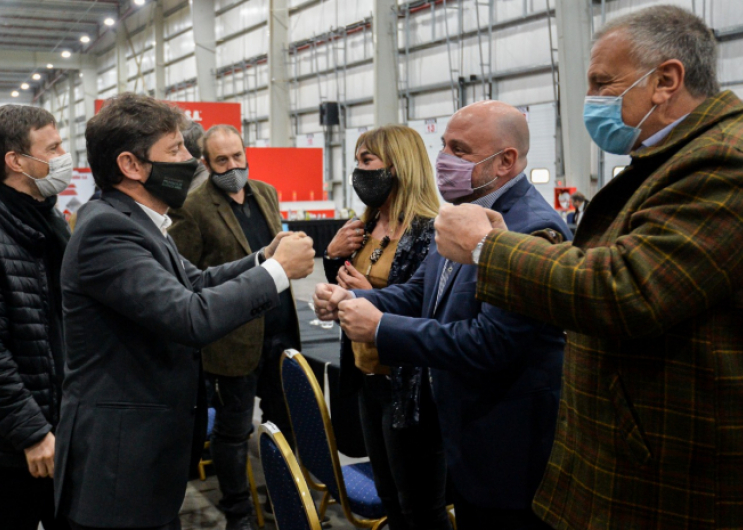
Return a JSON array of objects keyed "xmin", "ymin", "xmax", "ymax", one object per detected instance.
[{"xmin": 169, "ymin": 125, "xmax": 300, "ymax": 530}]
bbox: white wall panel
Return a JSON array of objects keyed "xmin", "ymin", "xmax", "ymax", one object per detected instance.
[
  {"xmin": 166, "ymin": 5, "xmax": 191, "ymax": 36},
  {"xmin": 217, "ymin": 0, "xmax": 268, "ymax": 39},
  {"xmin": 166, "ymin": 29, "xmax": 195, "ymax": 63}
]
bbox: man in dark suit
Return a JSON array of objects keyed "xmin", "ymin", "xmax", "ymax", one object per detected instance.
[
  {"xmin": 54, "ymin": 93, "xmax": 315, "ymax": 530},
  {"xmin": 169, "ymin": 125, "xmax": 300, "ymax": 530},
  {"xmin": 314, "ymin": 101, "xmax": 570, "ymax": 530}
]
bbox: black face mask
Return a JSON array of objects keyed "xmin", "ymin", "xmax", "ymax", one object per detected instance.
[
  {"xmin": 352, "ymin": 167, "xmax": 396, "ymax": 208},
  {"xmin": 141, "ymin": 157, "xmax": 199, "ymax": 209}
]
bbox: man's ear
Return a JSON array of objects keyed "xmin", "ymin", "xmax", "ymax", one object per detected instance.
[
  {"xmin": 5, "ymin": 151, "xmax": 25, "ymax": 174},
  {"xmin": 496, "ymin": 148, "xmax": 519, "ymax": 175},
  {"xmin": 117, "ymin": 152, "xmax": 148, "ymax": 182},
  {"xmin": 652, "ymin": 59, "xmax": 684, "ymax": 106},
  {"xmin": 202, "ymin": 157, "xmax": 211, "ymax": 173}
]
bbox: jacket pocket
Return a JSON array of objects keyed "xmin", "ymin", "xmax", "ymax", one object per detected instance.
[
  {"xmin": 96, "ymin": 401, "xmax": 169, "ymax": 410},
  {"xmin": 607, "ymin": 373, "xmax": 652, "ymax": 466}
]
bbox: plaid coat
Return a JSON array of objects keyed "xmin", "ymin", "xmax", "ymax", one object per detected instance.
[{"xmin": 475, "ymin": 90, "xmax": 743, "ymax": 529}]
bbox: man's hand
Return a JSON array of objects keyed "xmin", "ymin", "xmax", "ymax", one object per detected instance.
[
  {"xmin": 264, "ymin": 231, "xmax": 293, "ymax": 259},
  {"xmin": 273, "ymin": 232, "xmax": 315, "ymax": 279},
  {"xmin": 434, "ymin": 204, "xmax": 507, "ymax": 263},
  {"xmin": 338, "ymin": 298, "xmax": 383, "ymax": 343},
  {"xmin": 24, "ymin": 432, "xmax": 55, "ymax": 478},
  {"xmin": 313, "ymin": 283, "xmax": 352, "ymax": 320},
  {"xmin": 337, "ymin": 261, "xmax": 372, "ymax": 290},
  {"xmin": 326, "ymin": 218, "xmax": 365, "ymax": 259}
]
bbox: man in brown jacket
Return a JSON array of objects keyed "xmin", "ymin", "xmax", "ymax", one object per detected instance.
[
  {"xmin": 169, "ymin": 125, "xmax": 300, "ymax": 530},
  {"xmin": 434, "ymin": 6, "xmax": 743, "ymax": 529}
]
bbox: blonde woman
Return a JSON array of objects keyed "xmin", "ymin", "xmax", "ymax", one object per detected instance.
[{"xmin": 323, "ymin": 125, "xmax": 451, "ymax": 530}]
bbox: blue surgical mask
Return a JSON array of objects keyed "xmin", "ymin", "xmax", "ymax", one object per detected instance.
[{"xmin": 583, "ymin": 68, "xmax": 657, "ymax": 155}]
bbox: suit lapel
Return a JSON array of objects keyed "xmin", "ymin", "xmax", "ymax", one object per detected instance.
[
  {"xmin": 102, "ymin": 190, "xmax": 192, "ymax": 288},
  {"xmin": 164, "ymin": 234, "xmax": 192, "ymax": 288},
  {"xmin": 207, "ymin": 180, "xmax": 252, "ymax": 255}
]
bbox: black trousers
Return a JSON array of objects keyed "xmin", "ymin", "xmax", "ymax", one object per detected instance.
[
  {"xmin": 68, "ymin": 517, "xmax": 180, "ymax": 530},
  {"xmin": 358, "ymin": 375, "xmax": 451, "ymax": 530},
  {"xmin": 0, "ymin": 465, "xmax": 70, "ymax": 530},
  {"xmin": 207, "ymin": 371, "xmax": 259, "ymax": 519},
  {"xmin": 452, "ymin": 488, "xmax": 552, "ymax": 530}
]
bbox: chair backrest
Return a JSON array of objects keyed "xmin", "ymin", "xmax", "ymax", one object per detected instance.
[
  {"xmin": 280, "ymin": 350, "xmax": 347, "ymax": 504},
  {"xmin": 259, "ymin": 422, "xmax": 322, "ymax": 530}
]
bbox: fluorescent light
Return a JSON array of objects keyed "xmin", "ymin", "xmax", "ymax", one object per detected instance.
[
  {"xmin": 46, "ymin": 63, "xmax": 53, "ymax": 69},
  {"xmin": 104, "ymin": 17, "xmax": 115, "ymax": 26},
  {"xmin": 20, "ymin": 83, "xmax": 29, "ymax": 90},
  {"xmin": 530, "ymin": 168, "xmax": 550, "ymax": 184},
  {"xmin": 134, "ymin": 0, "xmax": 146, "ymax": 5},
  {"xmin": 11, "ymin": 91, "xmax": 19, "ymax": 97},
  {"xmin": 61, "ymin": 50, "xmax": 71, "ymax": 58},
  {"xmin": 80, "ymin": 35, "xmax": 90, "ymax": 43},
  {"xmin": 32, "ymin": 73, "xmax": 41, "ymax": 80}
]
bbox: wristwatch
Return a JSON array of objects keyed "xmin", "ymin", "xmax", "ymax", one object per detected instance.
[{"xmin": 471, "ymin": 235, "xmax": 488, "ymax": 265}]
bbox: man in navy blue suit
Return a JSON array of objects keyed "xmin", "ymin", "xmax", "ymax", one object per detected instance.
[{"xmin": 314, "ymin": 101, "xmax": 571, "ymax": 530}]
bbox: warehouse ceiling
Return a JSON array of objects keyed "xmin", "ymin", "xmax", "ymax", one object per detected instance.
[{"xmin": 0, "ymin": 0, "xmax": 129, "ymax": 99}]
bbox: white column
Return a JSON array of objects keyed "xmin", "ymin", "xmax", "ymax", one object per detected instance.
[
  {"xmin": 268, "ymin": 0, "xmax": 291, "ymax": 146},
  {"xmin": 555, "ymin": 0, "xmax": 592, "ymax": 192},
  {"xmin": 81, "ymin": 65, "xmax": 97, "ymax": 123},
  {"xmin": 116, "ymin": 22, "xmax": 128, "ymax": 94},
  {"xmin": 191, "ymin": 0, "xmax": 217, "ymax": 101},
  {"xmin": 154, "ymin": 0, "xmax": 166, "ymax": 99},
  {"xmin": 373, "ymin": 0, "xmax": 400, "ymax": 126},
  {"xmin": 68, "ymin": 75, "xmax": 78, "ymax": 167}
]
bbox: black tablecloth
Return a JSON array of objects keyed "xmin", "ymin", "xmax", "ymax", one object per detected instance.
[
  {"xmin": 296, "ymin": 304, "xmax": 367, "ymax": 457},
  {"xmin": 286, "ymin": 219, "xmax": 346, "ymax": 255}
]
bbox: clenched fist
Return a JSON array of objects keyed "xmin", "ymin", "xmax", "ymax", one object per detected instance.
[{"xmin": 273, "ymin": 232, "xmax": 315, "ymax": 279}]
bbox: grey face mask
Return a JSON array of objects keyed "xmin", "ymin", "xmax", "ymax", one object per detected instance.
[{"xmin": 210, "ymin": 166, "xmax": 248, "ymax": 194}]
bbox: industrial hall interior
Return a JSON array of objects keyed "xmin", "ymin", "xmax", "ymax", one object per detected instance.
[{"xmin": 2, "ymin": 0, "xmax": 743, "ymax": 530}]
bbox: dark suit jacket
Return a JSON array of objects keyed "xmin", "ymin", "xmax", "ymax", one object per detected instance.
[
  {"xmin": 357, "ymin": 178, "xmax": 571, "ymax": 509},
  {"xmin": 55, "ymin": 189, "xmax": 279, "ymax": 527},
  {"xmin": 169, "ymin": 179, "xmax": 300, "ymax": 376}
]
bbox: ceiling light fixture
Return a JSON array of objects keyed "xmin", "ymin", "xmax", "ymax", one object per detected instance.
[
  {"xmin": 20, "ymin": 83, "xmax": 29, "ymax": 90},
  {"xmin": 134, "ymin": 0, "xmax": 146, "ymax": 5},
  {"xmin": 80, "ymin": 35, "xmax": 90, "ymax": 43},
  {"xmin": 32, "ymin": 73, "xmax": 41, "ymax": 80},
  {"xmin": 46, "ymin": 63, "xmax": 53, "ymax": 69},
  {"xmin": 61, "ymin": 50, "xmax": 71, "ymax": 58},
  {"xmin": 11, "ymin": 91, "xmax": 19, "ymax": 97},
  {"xmin": 104, "ymin": 17, "xmax": 115, "ymax": 26}
]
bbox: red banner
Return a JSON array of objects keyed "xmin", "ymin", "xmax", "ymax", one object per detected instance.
[{"xmin": 94, "ymin": 99, "xmax": 242, "ymax": 133}]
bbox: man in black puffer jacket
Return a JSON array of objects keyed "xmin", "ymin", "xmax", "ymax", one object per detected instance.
[{"xmin": 0, "ymin": 105, "xmax": 73, "ymax": 530}]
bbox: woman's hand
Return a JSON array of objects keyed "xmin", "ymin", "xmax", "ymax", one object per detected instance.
[
  {"xmin": 337, "ymin": 261, "xmax": 372, "ymax": 290},
  {"xmin": 326, "ymin": 218, "xmax": 365, "ymax": 259}
]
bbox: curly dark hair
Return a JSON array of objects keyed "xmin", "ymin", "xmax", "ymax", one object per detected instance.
[{"xmin": 85, "ymin": 93, "xmax": 187, "ymax": 190}]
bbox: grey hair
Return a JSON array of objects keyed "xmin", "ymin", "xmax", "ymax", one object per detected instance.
[{"xmin": 595, "ymin": 5, "xmax": 719, "ymax": 98}]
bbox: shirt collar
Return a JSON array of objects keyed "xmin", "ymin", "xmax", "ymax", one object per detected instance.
[
  {"xmin": 136, "ymin": 202, "xmax": 172, "ymax": 237},
  {"xmin": 641, "ymin": 114, "xmax": 689, "ymax": 149},
  {"xmin": 471, "ymin": 172, "xmax": 526, "ymax": 209}
]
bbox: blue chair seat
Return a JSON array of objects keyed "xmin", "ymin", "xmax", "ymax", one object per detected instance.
[{"xmin": 341, "ymin": 462, "xmax": 386, "ymax": 519}]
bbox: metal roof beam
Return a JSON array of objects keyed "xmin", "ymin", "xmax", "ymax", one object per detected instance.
[
  {"xmin": 0, "ymin": 49, "xmax": 96, "ymax": 70},
  {"xmin": 0, "ymin": 1, "xmax": 118, "ymax": 17}
]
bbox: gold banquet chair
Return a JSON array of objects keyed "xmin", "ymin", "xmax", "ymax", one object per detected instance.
[
  {"xmin": 258, "ymin": 422, "xmax": 323, "ymax": 530},
  {"xmin": 280, "ymin": 349, "xmax": 387, "ymax": 529}
]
